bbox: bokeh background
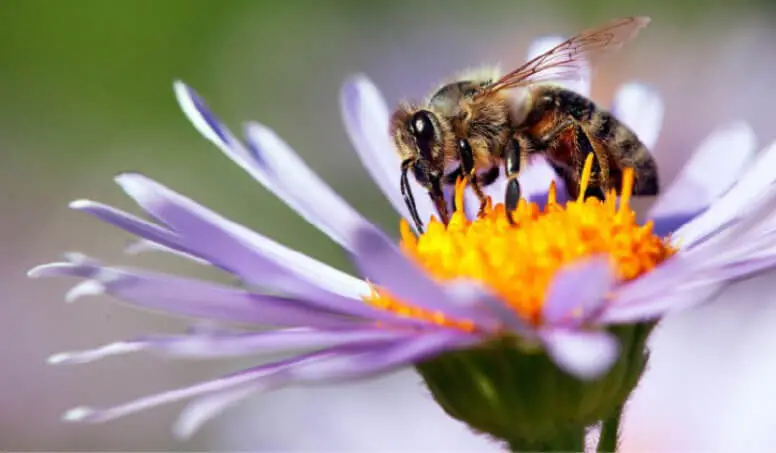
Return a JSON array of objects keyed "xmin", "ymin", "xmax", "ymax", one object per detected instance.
[{"xmin": 4, "ymin": 0, "xmax": 776, "ymax": 451}]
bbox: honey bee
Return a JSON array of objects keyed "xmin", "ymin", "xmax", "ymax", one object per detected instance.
[{"xmin": 391, "ymin": 16, "xmax": 659, "ymax": 233}]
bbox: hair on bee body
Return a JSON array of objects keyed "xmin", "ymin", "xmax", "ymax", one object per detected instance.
[{"xmin": 390, "ymin": 16, "xmax": 658, "ymax": 231}]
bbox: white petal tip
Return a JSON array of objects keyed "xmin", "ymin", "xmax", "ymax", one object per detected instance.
[
  {"xmin": 114, "ymin": 173, "xmax": 157, "ymax": 203},
  {"xmin": 47, "ymin": 353, "xmax": 72, "ymax": 365},
  {"xmin": 65, "ymin": 280, "xmax": 105, "ymax": 303},
  {"xmin": 68, "ymin": 199, "xmax": 93, "ymax": 209},
  {"xmin": 63, "ymin": 406, "xmax": 96, "ymax": 422},
  {"xmin": 545, "ymin": 330, "xmax": 620, "ymax": 380},
  {"xmin": 173, "ymin": 81, "xmax": 196, "ymax": 108},
  {"xmin": 243, "ymin": 121, "xmax": 274, "ymax": 141},
  {"xmin": 26, "ymin": 265, "xmax": 49, "ymax": 278},
  {"xmin": 124, "ymin": 240, "xmax": 151, "ymax": 255},
  {"xmin": 343, "ymin": 73, "xmax": 374, "ymax": 90}
]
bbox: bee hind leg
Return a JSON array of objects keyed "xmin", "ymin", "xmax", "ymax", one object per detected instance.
[
  {"xmin": 572, "ymin": 123, "xmax": 609, "ymax": 200},
  {"xmin": 538, "ymin": 117, "xmax": 610, "ymax": 201}
]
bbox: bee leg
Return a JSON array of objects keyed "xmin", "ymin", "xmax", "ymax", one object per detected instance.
[
  {"xmin": 537, "ymin": 117, "xmax": 610, "ymax": 201},
  {"xmin": 572, "ymin": 123, "xmax": 608, "ymax": 200},
  {"xmin": 503, "ymin": 136, "xmax": 524, "ymax": 224},
  {"xmin": 457, "ymin": 138, "xmax": 490, "ymax": 217}
]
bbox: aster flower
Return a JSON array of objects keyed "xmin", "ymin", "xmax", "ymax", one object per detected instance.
[{"xmin": 31, "ymin": 34, "xmax": 776, "ymax": 451}]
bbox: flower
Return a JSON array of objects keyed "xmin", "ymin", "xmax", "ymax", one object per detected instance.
[{"xmin": 30, "ymin": 34, "xmax": 776, "ymax": 449}]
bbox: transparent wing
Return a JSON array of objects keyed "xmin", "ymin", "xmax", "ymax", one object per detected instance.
[{"xmin": 479, "ymin": 16, "xmax": 650, "ymax": 96}]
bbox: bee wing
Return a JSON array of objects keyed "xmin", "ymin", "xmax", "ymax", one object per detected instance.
[{"xmin": 479, "ymin": 16, "xmax": 650, "ymax": 96}]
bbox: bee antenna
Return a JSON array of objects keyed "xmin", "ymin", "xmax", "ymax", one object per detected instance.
[{"xmin": 400, "ymin": 160, "xmax": 425, "ymax": 234}]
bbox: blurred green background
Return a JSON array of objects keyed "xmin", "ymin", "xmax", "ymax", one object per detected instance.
[{"xmin": 3, "ymin": 0, "xmax": 776, "ymax": 450}]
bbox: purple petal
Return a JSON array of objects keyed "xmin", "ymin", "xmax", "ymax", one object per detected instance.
[
  {"xmin": 601, "ymin": 284, "xmax": 723, "ymax": 324},
  {"xmin": 243, "ymin": 122, "xmax": 375, "ymax": 249},
  {"xmin": 288, "ymin": 330, "xmax": 478, "ymax": 382},
  {"xmin": 175, "ymin": 82, "xmax": 352, "ymax": 247},
  {"xmin": 651, "ymin": 207, "xmax": 708, "ymax": 238},
  {"xmin": 610, "ymin": 83, "xmax": 664, "ymax": 150},
  {"xmin": 174, "ymin": 385, "xmax": 257, "ymax": 439},
  {"xmin": 525, "ymin": 36, "xmax": 591, "ymax": 96},
  {"xmin": 349, "ymin": 226, "xmax": 503, "ymax": 329},
  {"xmin": 444, "ymin": 280, "xmax": 526, "ymax": 334},
  {"xmin": 60, "ymin": 351, "xmax": 325, "ymax": 424},
  {"xmin": 608, "ymin": 255, "xmax": 696, "ymax": 307},
  {"xmin": 542, "ymin": 256, "xmax": 615, "ymax": 327},
  {"xmin": 340, "ymin": 75, "xmax": 437, "ymax": 231},
  {"xmin": 541, "ymin": 328, "xmax": 619, "ymax": 379},
  {"xmin": 28, "ymin": 256, "xmax": 369, "ymax": 327},
  {"xmin": 69, "ymin": 200, "xmax": 191, "ymax": 254},
  {"xmin": 650, "ymin": 123, "xmax": 756, "ymax": 240},
  {"xmin": 675, "ymin": 139, "xmax": 776, "ymax": 249},
  {"xmin": 113, "ymin": 173, "xmax": 372, "ymax": 303},
  {"xmin": 49, "ymin": 328, "xmax": 414, "ymax": 363},
  {"xmin": 173, "ymin": 82, "xmax": 280, "ymax": 194},
  {"xmin": 170, "ymin": 331, "xmax": 475, "ymax": 438},
  {"xmin": 124, "ymin": 238, "xmax": 209, "ymax": 265}
]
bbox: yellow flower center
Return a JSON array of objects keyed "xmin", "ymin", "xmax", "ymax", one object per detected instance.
[{"xmin": 365, "ymin": 155, "xmax": 676, "ymax": 331}]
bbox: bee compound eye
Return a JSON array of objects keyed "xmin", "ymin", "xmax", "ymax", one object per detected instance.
[{"xmin": 410, "ymin": 111, "xmax": 436, "ymax": 144}]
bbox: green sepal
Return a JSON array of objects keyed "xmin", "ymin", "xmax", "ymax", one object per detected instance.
[{"xmin": 416, "ymin": 323, "xmax": 654, "ymax": 452}]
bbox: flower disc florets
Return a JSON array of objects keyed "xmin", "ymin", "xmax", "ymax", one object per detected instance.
[{"xmin": 368, "ymin": 156, "xmax": 676, "ymax": 328}]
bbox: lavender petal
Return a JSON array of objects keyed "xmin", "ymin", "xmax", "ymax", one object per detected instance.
[
  {"xmin": 525, "ymin": 36, "xmax": 591, "ymax": 96},
  {"xmin": 601, "ymin": 284, "xmax": 723, "ymax": 324},
  {"xmin": 542, "ymin": 256, "xmax": 615, "ymax": 327},
  {"xmin": 69, "ymin": 200, "xmax": 191, "ymax": 256},
  {"xmin": 349, "ymin": 226, "xmax": 504, "ymax": 329},
  {"xmin": 60, "ymin": 351, "xmax": 325, "ymax": 424},
  {"xmin": 541, "ymin": 328, "xmax": 619, "ymax": 379},
  {"xmin": 28, "ymin": 256, "xmax": 368, "ymax": 327},
  {"xmin": 173, "ymin": 82, "xmax": 319, "ymax": 227},
  {"xmin": 650, "ymin": 122, "xmax": 756, "ymax": 238},
  {"xmin": 50, "ymin": 328, "xmax": 414, "ymax": 363},
  {"xmin": 174, "ymin": 385, "xmax": 258, "ymax": 439},
  {"xmin": 243, "ymin": 122, "xmax": 376, "ymax": 248},
  {"xmin": 289, "ymin": 330, "xmax": 478, "ymax": 382},
  {"xmin": 176, "ymin": 331, "xmax": 475, "ymax": 438},
  {"xmin": 610, "ymin": 83, "xmax": 664, "ymax": 150},
  {"xmin": 113, "ymin": 173, "xmax": 372, "ymax": 303},
  {"xmin": 443, "ymin": 280, "xmax": 525, "ymax": 334},
  {"xmin": 675, "ymin": 139, "xmax": 776, "ymax": 249},
  {"xmin": 340, "ymin": 75, "xmax": 436, "ymax": 231}
]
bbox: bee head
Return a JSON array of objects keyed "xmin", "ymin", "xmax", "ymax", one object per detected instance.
[
  {"xmin": 390, "ymin": 105, "xmax": 446, "ymax": 180},
  {"xmin": 390, "ymin": 106, "xmax": 449, "ymax": 233}
]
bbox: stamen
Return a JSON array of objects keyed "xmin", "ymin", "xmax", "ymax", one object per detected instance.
[
  {"xmin": 577, "ymin": 153, "xmax": 595, "ymax": 203},
  {"xmin": 547, "ymin": 181, "xmax": 557, "ymax": 206},
  {"xmin": 618, "ymin": 168, "xmax": 634, "ymax": 221},
  {"xmin": 365, "ymin": 166, "xmax": 675, "ymax": 330}
]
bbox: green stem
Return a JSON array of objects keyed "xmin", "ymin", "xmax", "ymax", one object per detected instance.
[
  {"xmin": 598, "ymin": 405, "xmax": 624, "ymax": 452},
  {"xmin": 505, "ymin": 426, "xmax": 586, "ymax": 453}
]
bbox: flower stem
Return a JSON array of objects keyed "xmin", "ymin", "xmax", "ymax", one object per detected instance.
[
  {"xmin": 505, "ymin": 426, "xmax": 586, "ymax": 452},
  {"xmin": 598, "ymin": 404, "xmax": 624, "ymax": 452}
]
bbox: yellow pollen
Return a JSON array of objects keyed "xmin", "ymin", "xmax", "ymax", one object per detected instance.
[{"xmin": 365, "ymin": 161, "xmax": 676, "ymax": 330}]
